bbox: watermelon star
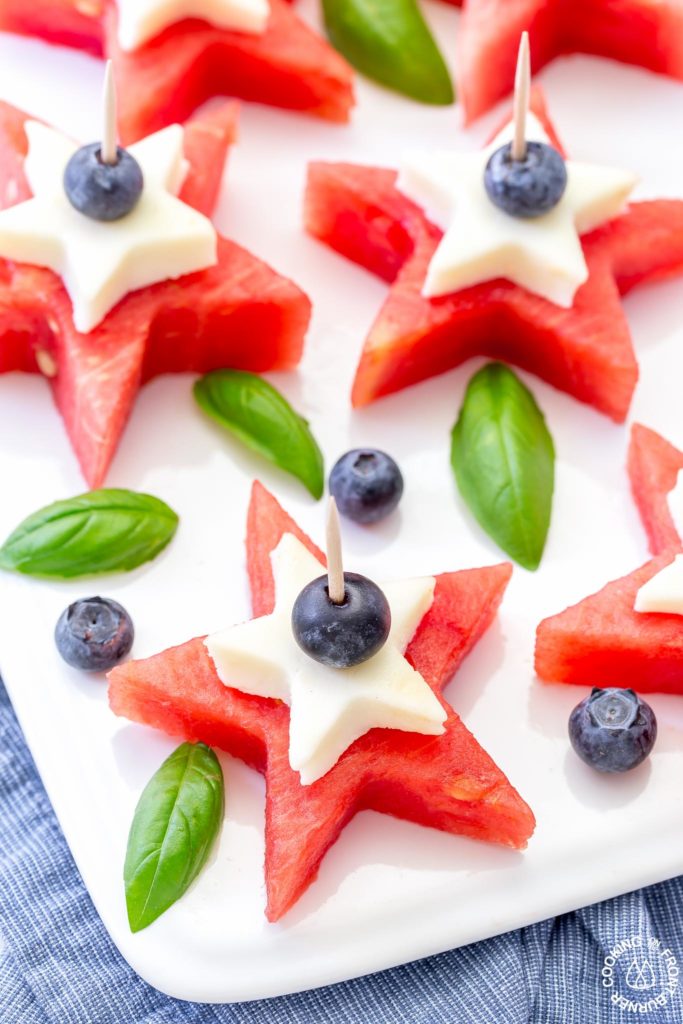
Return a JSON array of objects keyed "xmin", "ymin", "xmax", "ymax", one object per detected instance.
[
  {"xmin": 535, "ymin": 424, "xmax": 683, "ymax": 695},
  {"xmin": 0, "ymin": 100, "xmax": 310, "ymax": 487},
  {"xmin": 109, "ymin": 481, "xmax": 535, "ymax": 921},
  {"xmin": 456, "ymin": 0, "xmax": 683, "ymax": 123},
  {"xmin": 0, "ymin": 0, "xmax": 355, "ymax": 143},
  {"xmin": 304, "ymin": 89, "xmax": 683, "ymax": 421}
]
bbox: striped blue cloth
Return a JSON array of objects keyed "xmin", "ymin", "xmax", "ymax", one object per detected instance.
[{"xmin": 1, "ymin": 674, "xmax": 681, "ymax": 1024}]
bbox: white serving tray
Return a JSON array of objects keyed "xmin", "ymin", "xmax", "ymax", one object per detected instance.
[{"xmin": 2, "ymin": 1, "xmax": 683, "ymax": 1003}]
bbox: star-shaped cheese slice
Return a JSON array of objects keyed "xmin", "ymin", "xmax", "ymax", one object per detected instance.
[
  {"xmin": 205, "ymin": 533, "xmax": 447, "ymax": 784},
  {"xmin": 635, "ymin": 554, "xmax": 683, "ymax": 616},
  {"xmin": 115, "ymin": 0, "xmax": 270, "ymax": 51},
  {"xmin": 397, "ymin": 113, "xmax": 637, "ymax": 308},
  {"xmin": 0, "ymin": 121, "xmax": 217, "ymax": 333}
]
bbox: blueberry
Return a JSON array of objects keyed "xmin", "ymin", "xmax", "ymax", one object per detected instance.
[
  {"xmin": 568, "ymin": 687, "xmax": 657, "ymax": 773},
  {"xmin": 64, "ymin": 143, "xmax": 144, "ymax": 222},
  {"xmin": 329, "ymin": 449, "xmax": 404, "ymax": 525},
  {"xmin": 292, "ymin": 572, "xmax": 391, "ymax": 668},
  {"xmin": 484, "ymin": 141, "xmax": 567, "ymax": 219},
  {"xmin": 55, "ymin": 596, "xmax": 134, "ymax": 671}
]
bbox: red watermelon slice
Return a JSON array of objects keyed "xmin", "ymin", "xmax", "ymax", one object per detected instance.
[
  {"xmin": 457, "ymin": 0, "xmax": 683, "ymax": 123},
  {"xmin": 304, "ymin": 89, "xmax": 683, "ymax": 420},
  {"xmin": 0, "ymin": 0, "xmax": 355, "ymax": 142},
  {"xmin": 628, "ymin": 423, "xmax": 683, "ymax": 556},
  {"xmin": 109, "ymin": 481, "xmax": 534, "ymax": 922},
  {"xmin": 537, "ymin": 424, "xmax": 683, "ymax": 694},
  {"xmin": 535, "ymin": 553, "xmax": 683, "ymax": 695},
  {"xmin": 0, "ymin": 100, "xmax": 311, "ymax": 487}
]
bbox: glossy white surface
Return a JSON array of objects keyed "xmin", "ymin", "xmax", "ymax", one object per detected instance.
[{"xmin": 1, "ymin": 0, "xmax": 683, "ymax": 1004}]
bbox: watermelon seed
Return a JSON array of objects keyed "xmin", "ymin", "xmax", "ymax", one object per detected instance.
[{"xmin": 35, "ymin": 349, "xmax": 57, "ymax": 378}]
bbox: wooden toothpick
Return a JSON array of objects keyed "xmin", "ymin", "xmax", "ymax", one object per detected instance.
[
  {"xmin": 326, "ymin": 497, "xmax": 345, "ymax": 605},
  {"xmin": 101, "ymin": 60, "xmax": 118, "ymax": 165},
  {"xmin": 511, "ymin": 31, "xmax": 531, "ymax": 162}
]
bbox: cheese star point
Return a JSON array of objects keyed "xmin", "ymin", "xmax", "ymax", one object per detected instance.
[{"xmin": 206, "ymin": 533, "xmax": 446, "ymax": 785}]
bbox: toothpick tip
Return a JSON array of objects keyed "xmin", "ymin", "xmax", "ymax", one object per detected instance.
[{"xmin": 512, "ymin": 30, "xmax": 531, "ymax": 162}]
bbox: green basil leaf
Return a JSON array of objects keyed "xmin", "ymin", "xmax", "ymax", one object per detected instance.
[
  {"xmin": 194, "ymin": 370, "xmax": 324, "ymax": 499},
  {"xmin": 323, "ymin": 0, "xmax": 454, "ymax": 106},
  {"xmin": 451, "ymin": 363, "xmax": 555, "ymax": 571},
  {"xmin": 0, "ymin": 489, "xmax": 178, "ymax": 578},
  {"xmin": 124, "ymin": 742, "xmax": 224, "ymax": 933}
]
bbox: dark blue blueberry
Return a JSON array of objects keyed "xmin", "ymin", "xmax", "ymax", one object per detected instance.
[
  {"xmin": 64, "ymin": 143, "xmax": 144, "ymax": 222},
  {"xmin": 568, "ymin": 687, "xmax": 657, "ymax": 773},
  {"xmin": 292, "ymin": 572, "xmax": 391, "ymax": 668},
  {"xmin": 55, "ymin": 596, "xmax": 134, "ymax": 672},
  {"xmin": 329, "ymin": 449, "xmax": 404, "ymax": 525},
  {"xmin": 484, "ymin": 141, "xmax": 567, "ymax": 219}
]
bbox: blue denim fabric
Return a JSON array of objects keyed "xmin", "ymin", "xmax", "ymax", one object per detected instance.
[{"xmin": 1, "ymin": 675, "xmax": 681, "ymax": 1024}]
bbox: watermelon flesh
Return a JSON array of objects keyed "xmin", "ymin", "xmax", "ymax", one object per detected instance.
[
  {"xmin": 0, "ymin": 0, "xmax": 355, "ymax": 142},
  {"xmin": 457, "ymin": 0, "xmax": 683, "ymax": 123},
  {"xmin": 109, "ymin": 481, "xmax": 534, "ymax": 922},
  {"xmin": 628, "ymin": 423, "xmax": 683, "ymax": 556},
  {"xmin": 0, "ymin": 0, "xmax": 103, "ymax": 56},
  {"xmin": 0, "ymin": 101, "xmax": 311, "ymax": 487},
  {"xmin": 304, "ymin": 90, "xmax": 683, "ymax": 420},
  {"xmin": 535, "ymin": 554, "xmax": 683, "ymax": 694}
]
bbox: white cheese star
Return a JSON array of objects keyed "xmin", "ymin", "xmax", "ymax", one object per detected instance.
[
  {"xmin": 206, "ymin": 534, "xmax": 446, "ymax": 784},
  {"xmin": 0, "ymin": 121, "xmax": 217, "ymax": 333},
  {"xmin": 115, "ymin": 0, "xmax": 269, "ymax": 51},
  {"xmin": 635, "ymin": 554, "xmax": 683, "ymax": 616},
  {"xmin": 397, "ymin": 113, "xmax": 637, "ymax": 308}
]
